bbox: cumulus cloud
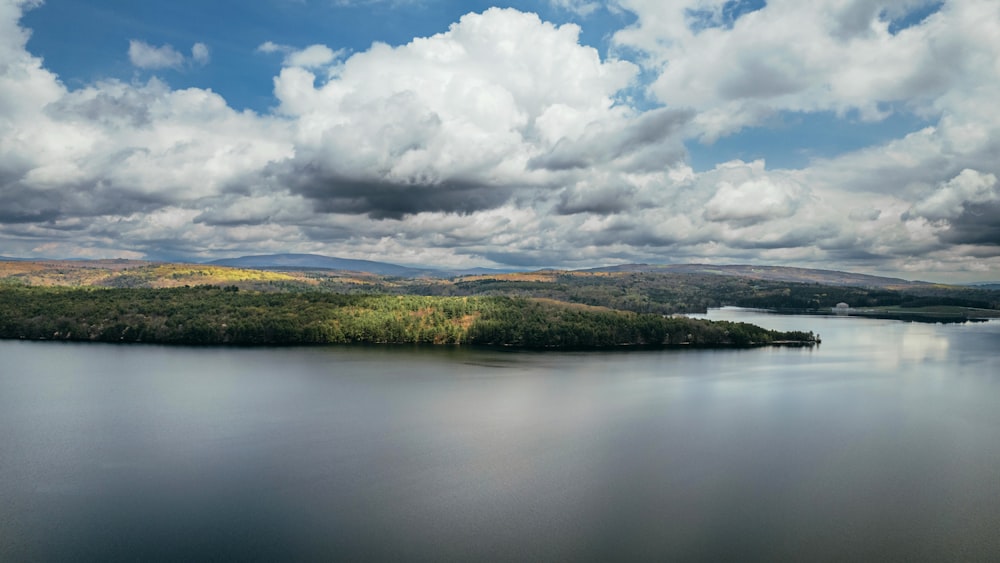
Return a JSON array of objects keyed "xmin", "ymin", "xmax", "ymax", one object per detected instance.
[
  {"xmin": 285, "ymin": 44, "xmax": 339, "ymax": 68},
  {"xmin": 258, "ymin": 42, "xmax": 342, "ymax": 68},
  {"xmin": 907, "ymin": 169, "xmax": 999, "ymax": 221},
  {"xmin": 897, "ymin": 169, "xmax": 1000, "ymax": 248},
  {"xmin": 612, "ymin": 0, "xmax": 997, "ymax": 139},
  {"xmin": 704, "ymin": 178, "xmax": 801, "ymax": 225},
  {"xmin": 0, "ymin": 4, "xmax": 293, "ymax": 250},
  {"xmin": 3, "ymin": 1, "xmax": 1000, "ymax": 280},
  {"xmin": 529, "ymin": 107, "xmax": 693, "ymax": 173},
  {"xmin": 128, "ymin": 40, "xmax": 185, "ymax": 69},
  {"xmin": 269, "ymin": 8, "xmax": 639, "ymax": 217}
]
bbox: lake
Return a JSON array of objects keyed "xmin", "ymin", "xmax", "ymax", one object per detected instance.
[{"xmin": 1, "ymin": 309, "xmax": 999, "ymax": 561}]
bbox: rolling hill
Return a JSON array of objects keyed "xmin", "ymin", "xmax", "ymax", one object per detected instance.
[
  {"xmin": 581, "ymin": 263, "xmax": 929, "ymax": 289},
  {"xmin": 206, "ymin": 253, "xmax": 520, "ymax": 277},
  {"xmin": 206, "ymin": 253, "xmax": 432, "ymax": 277},
  {"xmin": 2, "ymin": 256, "xmax": 997, "ymax": 321}
]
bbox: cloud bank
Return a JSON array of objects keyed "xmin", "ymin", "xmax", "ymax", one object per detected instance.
[{"xmin": 2, "ymin": 0, "xmax": 1000, "ymax": 281}]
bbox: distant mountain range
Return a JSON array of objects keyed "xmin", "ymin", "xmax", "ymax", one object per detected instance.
[
  {"xmin": 207, "ymin": 253, "xmax": 432, "ymax": 277},
  {"xmin": 582, "ymin": 263, "xmax": 929, "ymax": 289},
  {"xmin": 206, "ymin": 253, "xmax": 518, "ymax": 278},
  {"xmin": 204, "ymin": 254, "xmax": 940, "ymax": 289},
  {"xmin": 2, "ymin": 252, "xmax": 986, "ymax": 290}
]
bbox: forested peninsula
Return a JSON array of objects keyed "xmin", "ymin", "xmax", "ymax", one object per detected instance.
[
  {"xmin": 0, "ymin": 286, "xmax": 816, "ymax": 348},
  {"xmin": 5, "ymin": 256, "xmax": 999, "ymax": 348}
]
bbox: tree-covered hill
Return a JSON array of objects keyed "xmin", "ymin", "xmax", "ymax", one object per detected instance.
[
  {"xmin": 0, "ymin": 286, "xmax": 815, "ymax": 348},
  {"xmin": 3, "ymin": 259, "xmax": 996, "ymax": 319},
  {"xmin": 414, "ymin": 271, "xmax": 1000, "ymax": 316}
]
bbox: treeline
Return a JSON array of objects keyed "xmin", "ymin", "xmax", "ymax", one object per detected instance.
[
  {"xmin": 0, "ymin": 287, "xmax": 815, "ymax": 348},
  {"xmin": 5, "ymin": 260, "xmax": 998, "ymax": 316},
  {"xmin": 467, "ymin": 298, "xmax": 815, "ymax": 347},
  {"xmin": 415, "ymin": 273, "xmax": 1000, "ymax": 314}
]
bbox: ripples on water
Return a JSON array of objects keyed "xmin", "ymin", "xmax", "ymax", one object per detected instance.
[{"xmin": 1, "ymin": 310, "xmax": 998, "ymax": 561}]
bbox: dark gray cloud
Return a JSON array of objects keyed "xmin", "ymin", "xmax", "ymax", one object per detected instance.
[
  {"xmin": 481, "ymin": 249, "xmax": 578, "ymax": 268},
  {"xmin": 193, "ymin": 212, "xmax": 272, "ymax": 227},
  {"xmin": 831, "ymin": 0, "xmax": 883, "ymax": 40},
  {"xmin": 616, "ymin": 108, "xmax": 695, "ymax": 157},
  {"xmin": 941, "ymin": 202, "xmax": 1000, "ymax": 246},
  {"xmin": 0, "ymin": 176, "xmax": 175, "ymax": 227},
  {"xmin": 0, "ymin": 168, "xmax": 56, "ymax": 223},
  {"xmin": 585, "ymin": 221, "xmax": 699, "ymax": 249},
  {"xmin": 555, "ymin": 184, "xmax": 635, "ymax": 215},
  {"xmin": 528, "ymin": 108, "xmax": 693, "ymax": 172},
  {"xmin": 724, "ymin": 224, "xmax": 840, "ymax": 250},
  {"xmin": 0, "ymin": 205, "xmax": 61, "ymax": 224},
  {"xmin": 192, "ymin": 195, "xmax": 277, "ymax": 227},
  {"xmin": 527, "ymin": 139, "xmax": 589, "ymax": 171},
  {"xmin": 276, "ymin": 162, "xmax": 513, "ymax": 219},
  {"xmin": 718, "ymin": 58, "xmax": 807, "ymax": 100},
  {"xmin": 824, "ymin": 247, "xmax": 892, "ymax": 261}
]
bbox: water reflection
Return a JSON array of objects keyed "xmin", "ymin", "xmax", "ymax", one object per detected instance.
[
  {"xmin": 2, "ymin": 316, "xmax": 1000, "ymax": 560},
  {"xmin": 698, "ymin": 307, "xmax": 982, "ymax": 370}
]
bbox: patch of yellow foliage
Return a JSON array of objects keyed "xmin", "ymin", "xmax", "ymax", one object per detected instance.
[{"xmin": 144, "ymin": 264, "xmax": 306, "ymax": 287}]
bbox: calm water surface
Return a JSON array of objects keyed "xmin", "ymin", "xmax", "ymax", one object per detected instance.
[{"xmin": 1, "ymin": 309, "xmax": 999, "ymax": 561}]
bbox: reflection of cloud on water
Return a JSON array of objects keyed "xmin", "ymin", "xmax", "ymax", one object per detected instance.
[
  {"xmin": 696, "ymin": 308, "xmax": 961, "ymax": 372},
  {"xmin": 874, "ymin": 323, "xmax": 950, "ymax": 370},
  {"xmin": 713, "ymin": 311, "xmax": 956, "ymax": 373}
]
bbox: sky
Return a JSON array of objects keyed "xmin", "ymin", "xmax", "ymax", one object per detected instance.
[{"xmin": 2, "ymin": 0, "xmax": 999, "ymax": 282}]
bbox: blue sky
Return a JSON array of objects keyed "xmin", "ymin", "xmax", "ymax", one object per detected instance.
[
  {"xmin": 3, "ymin": 0, "xmax": 1000, "ymax": 281},
  {"xmin": 22, "ymin": 1, "xmax": 630, "ymax": 111}
]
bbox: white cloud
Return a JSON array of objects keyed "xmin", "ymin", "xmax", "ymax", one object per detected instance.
[
  {"xmin": 257, "ymin": 42, "xmax": 343, "ymax": 69},
  {"xmin": 256, "ymin": 41, "xmax": 286, "ymax": 54},
  {"xmin": 611, "ymin": 0, "xmax": 997, "ymax": 141},
  {"xmin": 908, "ymin": 169, "xmax": 998, "ymax": 221},
  {"xmin": 704, "ymin": 178, "xmax": 801, "ymax": 225},
  {"xmin": 285, "ymin": 44, "xmax": 339, "ymax": 68},
  {"xmin": 128, "ymin": 40, "xmax": 184, "ymax": 69},
  {"xmin": 191, "ymin": 42, "xmax": 210, "ymax": 65},
  {"xmin": 269, "ymin": 7, "xmax": 640, "ymax": 217},
  {"xmin": 128, "ymin": 39, "xmax": 211, "ymax": 70},
  {"xmin": 549, "ymin": 0, "xmax": 601, "ymax": 17}
]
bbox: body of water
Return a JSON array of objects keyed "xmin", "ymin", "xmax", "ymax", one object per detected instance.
[{"xmin": 1, "ymin": 309, "xmax": 999, "ymax": 560}]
